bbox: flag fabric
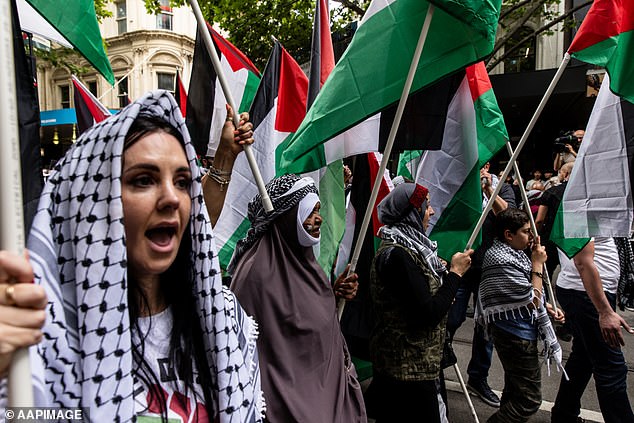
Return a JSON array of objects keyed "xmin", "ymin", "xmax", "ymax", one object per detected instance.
[
  {"xmin": 551, "ymin": 73, "xmax": 634, "ymax": 257},
  {"xmin": 305, "ymin": 0, "xmax": 346, "ymax": 274},
  {"xmin": 26, "ymin": 0, "xmax": 114, "ymax": 84},
  {"xmin": 186, "ymin": 23, "xmax": 260, "ymax": 158},
  {"xmin": 71, "ymin": 75, "xmax": 111, "ymax": 135},
  {"xmin": 214, "ymin": 41, "xmax": 308, "ymax": 270},
  {"xmin": 12, "ymin": 0, "xmax": 43, "ymax": 233},
  {"xmin": 397, "ymin": 150, "xmax": 423, "ymax": 180},
  {"xmin": 336, "ymin": 152, "xmax": 394, "ymax": 270},
  {"xmin": 415, "ymin": 62, "xmax": 508, "ymax": 260},
  {"xmin": 338, "ymin": 152, "xmax": 393, "ymax": 355},
  {"xmin": 175, "ymin": 70, "xmax": 187, "ymax": 117},
  {"xmin": 567, "ymin": 0, "xmax": 634, "ymax": 104},
  {"xmin": 279, "ymin": 0, "xmax": 502, "ymax": 174}
]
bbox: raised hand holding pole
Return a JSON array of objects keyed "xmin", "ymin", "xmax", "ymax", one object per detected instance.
[{"xmin": 189, "ymin": 0, "xmax": 273, "ymax": 212}]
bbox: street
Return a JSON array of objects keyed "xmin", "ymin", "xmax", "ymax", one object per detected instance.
[{"xmin": 443, "ymin": 307, "xmax": 634, "ymax": 422}]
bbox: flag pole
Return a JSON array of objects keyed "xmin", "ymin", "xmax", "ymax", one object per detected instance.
[
  {"xmin": 504, "ymin": 143, "xmax": 558, "ymax": 314},
  {"xmin": 337, "ymin": 4, "xmax": 436, "ymax": 320},
  {"xmin": 189, "ymin": 0, "xmax": 273, "ymax": 213},
  {"xmin": 0, "ymin": 0, "xmax": 33, "ymax": 407},
  {"xmin": 464, "ymin": 53, "xmax": 571, "ymax": 251}
]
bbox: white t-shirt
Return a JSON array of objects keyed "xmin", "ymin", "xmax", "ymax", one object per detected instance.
[
  {"xmin": 133, "ymin": 307, "xmax": 209, "ymax": 422},
  {"xmin": 557, "ymin": 237, "xmax": 620, "ymax": 294}
]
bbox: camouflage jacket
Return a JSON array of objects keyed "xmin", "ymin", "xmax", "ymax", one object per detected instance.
[{"xmin": 370, "ymin": 241, "xmax": 446, "ymax": 381}]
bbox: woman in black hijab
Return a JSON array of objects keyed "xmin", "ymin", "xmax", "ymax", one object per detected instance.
[{"xmin": 367, "ymin": 182, "xmax": 472, "ymax": 422}]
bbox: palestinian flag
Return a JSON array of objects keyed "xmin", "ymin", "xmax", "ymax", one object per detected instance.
[
  {"xmin": 551, "ymin": 73, "xmax": 634, "ymax": 257},
  {"xmin": 337, "ymin": 152, "xmax": 393, "ymax": 354},
  {"xmin": 305, "ymin": 0, "xmax": 346, "ymax": 274},
  {"xmin": 175, "ymin": 70, "xmax": 187, "ymax": 117},
  {"xmin": 214, "ymin": 41, "xmax": 308, "ymax": 270},
  {"xmin": 26, "ymin": 0, "xmax": 113, "ymax": 84},
  {"xmin": 186, "ymin": 23, "xmax": 260, "ymax": 157},
  {"xmin": 415, "ymin": 62, "xmax": 508, "ymax": 260},
  {"xmin": 278, "ymin": 0, "xmax": 502, "ymax": 174},
  {"xmin": 71, "ymin": 75, "xmax": 111, "ymax": 135},
  {"xmin": 397, "ymin": 150, "xmax": 423, "ymax": 180},
  {"xmin": 567, "ymin": 0, "xmax": 634, "ymax": 104},
  {"xmin": 337, "ymin": 152, "xmax": 394, "ymax": 271}
]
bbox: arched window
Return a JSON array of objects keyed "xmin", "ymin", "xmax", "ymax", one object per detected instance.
[{"xmin": 504, "ymin": 26, "xmax": 536, "ymax": 73}]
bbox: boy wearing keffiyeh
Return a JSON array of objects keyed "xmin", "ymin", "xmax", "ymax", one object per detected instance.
[{"xmin": 476, "ymin": 208, "xmax": 565, "ymax": 423}]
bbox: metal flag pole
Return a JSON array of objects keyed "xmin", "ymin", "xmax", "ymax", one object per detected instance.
[
  {"xmin": 0, "ymin": 0, "xmax": 33, "ymax": 407},
  {"xmin": 189, "ymin": 0, "xmax": 273, "ymax": 212},
  {"xmin": 464, "ymin": 53, "xmax": 571, "ymax": 251},
  {"xmin": 504, "ymin": 143, "xmax": 558, "ymax": 313},
  {"xmin": 336, "ymin": 3, "xmax": 436, "ymax": 320}
]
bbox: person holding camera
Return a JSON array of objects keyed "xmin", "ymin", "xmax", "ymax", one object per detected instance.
[{"xmin": 553, "ymin": 129, "xmax": 584, "ymax": 171}]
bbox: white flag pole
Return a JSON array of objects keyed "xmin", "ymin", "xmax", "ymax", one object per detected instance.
[
  {"xmin": 0, "ymin": 0, "xmax": 33, "ymax": 407},
  {"xmin": 504, "ymin": 143, "xmax": 558, "ymax": 313},
  {"xmin": 337, "ymin": 4, "xmax": 436, "ymax": 320},
  {"xmin": 189, "ymin": 0, "xmax": 273, "ymax": 212},
  {"xmin": 464, "ymin": 53, "xmax": 571, "ymax": 251}
]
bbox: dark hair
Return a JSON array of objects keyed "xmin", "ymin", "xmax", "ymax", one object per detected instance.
[
  {"xmin": 124, "ymin": 115, "xmax": 215, "ymax": 421},
  {"xmin": 494, "ymin": 208, "xmax": 530, "ymax": 240},
  {"xmin": 124, "ymin": 113, "xmax": 185, "ymax": 150}
]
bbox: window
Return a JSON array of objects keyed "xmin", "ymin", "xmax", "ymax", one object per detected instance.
[
  {"xmin": 157, "ymin": 72, "xmax": 175, "ymax": 94},
  {"xmin": 116, "ymin": 1, "xmax": 127, "ymax": 35},
  {"xmin": 156, "ymin": 0, "xmax": 173, "ymax": 31},
  {"xmin": 118, "ymin": 76, "xmax": 129, "ymax": 108},
  {"xmin": 60, "ymin": 85, "xmax": 70, "ymax": 109},
  {"xmin": 503, "ymin": 26, "xmax": 536, "ymax": 73},
  {"xmin": 87, "ymin": 81, "xmax": 98, "ymax": 97}
]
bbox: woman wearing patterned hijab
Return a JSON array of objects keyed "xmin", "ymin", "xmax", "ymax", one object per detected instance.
[
  {"xmin": 366, "ymin": 182, "xmax": 472, "ymax": 423},
  {"xmin": 0, "ymin": 91, "xmax": 263, "ymax": 422},
  {"xmin": 229, "ymin": 174, "xmax": 367, "ymax": 423}
]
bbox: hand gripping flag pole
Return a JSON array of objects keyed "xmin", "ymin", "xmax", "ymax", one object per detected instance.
[
  {"xmin": 0, "ymin": 0, "xmax": 33, "ymax": 407},
  {"xmin": 189, "ymin": 0, "xmax": 273, "ymax": 213}
]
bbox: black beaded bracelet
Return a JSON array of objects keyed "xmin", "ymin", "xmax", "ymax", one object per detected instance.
[{"xmin": 531, "ymin": 271, "xmax": 544, "ymax": 279}]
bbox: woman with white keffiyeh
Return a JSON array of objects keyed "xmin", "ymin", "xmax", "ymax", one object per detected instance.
[
  {"xmin": 365, "ymin": 182, "xmax": 473, "ymax": 423},
  {"xmin": 0, "ymin": 91, "xmax": 263, "ymax": 422},
  {"xmin": 476, "ymin": 208, "xmax": 565, "ymax": 423}
]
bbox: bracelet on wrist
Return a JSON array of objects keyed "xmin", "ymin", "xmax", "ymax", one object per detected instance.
[
  {"xmin": 531, "ymin": 271, "xmax": 544, "ymax": 279},
  {"xmin": 206, "ymin": 166, "xmax": 231, "ymax": 191},
  {"xmin": 209, "ymin": 164, "xmax": 232, "ymax": 176}
]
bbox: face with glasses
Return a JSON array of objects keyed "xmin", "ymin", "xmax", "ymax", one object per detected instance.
[{"xmin": 505, "ymin": 223, "xmax": 534, "ymax": 251}]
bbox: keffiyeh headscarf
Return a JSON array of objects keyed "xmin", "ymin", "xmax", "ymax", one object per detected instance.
[
  {"xmin": 377, "ymin": 182, "xmax": 446, "ymax": 277},
  {"xmin": 228, "ymin": 174, "xmax": 318, "ymax": 273},
  {"xmin": 477, "ymin": 239, "xmax": 566, "ymax": 377},
  {"xmin": 25, "ymin": 91, "xmax": 263, "ymax": 422},
  {"xmin": 615, "ymin": 237, "xmax": 634, "ymax": 310}
]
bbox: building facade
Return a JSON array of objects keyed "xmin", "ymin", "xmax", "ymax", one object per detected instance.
[{"xmin": 36, "ymin": 0, "xmax": 197, "ymax": 165}]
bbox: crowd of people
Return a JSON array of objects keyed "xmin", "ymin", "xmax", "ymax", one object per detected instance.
[{"xmin": 0, "ymin": 93, "xmax": 633, "ymax": 423}]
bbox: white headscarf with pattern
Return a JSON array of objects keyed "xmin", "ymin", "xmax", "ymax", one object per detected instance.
[{"xmin": 24, "ymin": 90, "xmax": 263, "ymax": 422}]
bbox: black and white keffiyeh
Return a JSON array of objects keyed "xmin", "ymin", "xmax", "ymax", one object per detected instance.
[
  {"xmin": 477, "ymin": 239, "xmax": 565, "ymax": 376},
  {"xmin": 615, "ymin": 237, "xmax": 634, "ymax": 310},
  {"xmin": 377, "ymin": 225, "xmax": 447, "ymax": 278},
  {"xmin": 376, "ymin": 182, "xmax": 447, "ymax": 278},
  {"xmin": 24, "ymin": 91, "xmax": 263, "ymax": 422},
  {"xmin": 228, "ymin": 174, "xmax": 318, "ymax": 273}
]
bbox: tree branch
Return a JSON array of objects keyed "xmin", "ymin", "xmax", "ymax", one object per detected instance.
[
  {"xmin": 486, "ymin": 0, "xmax": 593, "ymax": 71},
  {"xmin": 499, "ymin": 0, "xmax": 534, "ymax": 22},
  {"xmin": 489, "ymin": 0, "xmax": 547, "ymax": 60},
  {"xmin": 332, "ymin": 0, "xmax": 366, "ymax": 17}
]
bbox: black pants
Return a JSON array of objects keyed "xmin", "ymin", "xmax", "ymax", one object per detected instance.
[{"xmin": 365, "ymin": 371, "xmax": 446, "ymax": 422}]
